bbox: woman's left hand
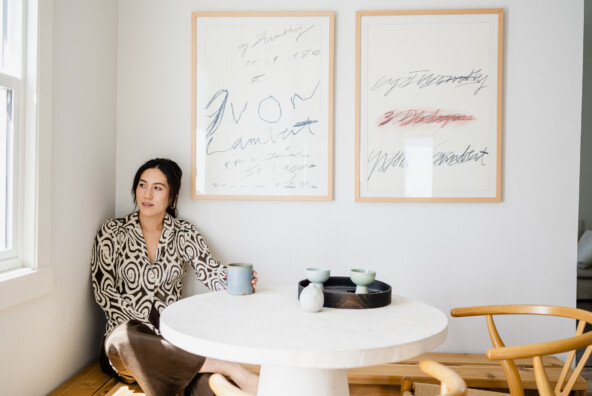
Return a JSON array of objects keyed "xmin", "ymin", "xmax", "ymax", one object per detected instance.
[{"xmin": 252, "ymin": 270, "xmax": 258, "ymax": 293}]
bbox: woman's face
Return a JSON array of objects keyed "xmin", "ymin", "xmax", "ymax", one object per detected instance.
[{"xmin": 135, "ymin": 167, "xmax": 171, "ymax": 219}]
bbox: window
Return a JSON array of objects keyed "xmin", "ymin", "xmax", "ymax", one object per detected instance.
[
  {"xmin": 0, "ymin": 0, "xmax": 53, "ymax": 310},
  {"xmin": 0, "ymin": 0, "xmax": 23, "ymax": 272}
]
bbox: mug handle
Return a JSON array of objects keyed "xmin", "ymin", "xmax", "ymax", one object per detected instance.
[{"xmin": 217, "ymin": 266, "xmax": 228, "ymax": 287}]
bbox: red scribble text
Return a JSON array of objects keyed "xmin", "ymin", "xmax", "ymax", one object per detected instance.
[{"xmin": 378, "ymin": 109, "xmax": 476, "ymax": 129}]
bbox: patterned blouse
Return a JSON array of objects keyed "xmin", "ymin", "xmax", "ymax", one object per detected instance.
[{"xmin": 91, "ymin": 211, "xmax": 225, "ymax": 337}]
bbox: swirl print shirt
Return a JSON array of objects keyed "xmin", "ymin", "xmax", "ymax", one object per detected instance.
[{"xmin": 91, "ymin": 211, "xmax": 225, "ymax": 337}]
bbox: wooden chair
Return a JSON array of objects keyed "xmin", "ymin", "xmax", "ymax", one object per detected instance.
[
  {"xmin": 208, "ymin": 373, "xmax": 254, "ymax": 396},
  {"xmin": 451, "ymin": 305, "xmax": 592, "ymax": 396},
  {"xmin": 401, "ymin": 359, "xmax": 468, "ymax": 396}
]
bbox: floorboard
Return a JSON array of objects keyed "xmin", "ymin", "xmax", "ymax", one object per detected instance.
[
  {"xmin": 581, "ymin": 367, "xmax": 592, "ymax": 396},
  {"xmin": 50, "ymin": 359, "xmax": 592, "ymax": 396}
]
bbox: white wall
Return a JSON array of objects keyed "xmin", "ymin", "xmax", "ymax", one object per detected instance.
[
  {"xmin": 581, "ymin": 1, "xmax": 592, "ymax": 230},
  {"xmin": 116, "ymin": 0, "xmax": 584, "ymax": 353},
  {"xmin": 0, "ymin": 1, "xmax": 118, "ymax": 395},
  {"xmin": 1, "ymin": 0, "xmax": 583, "ymax": 394}
]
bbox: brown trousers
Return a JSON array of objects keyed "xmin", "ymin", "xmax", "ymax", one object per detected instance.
[{"xmin": 101, "ymin": 320, "xmax": 214, "ymax": 396}]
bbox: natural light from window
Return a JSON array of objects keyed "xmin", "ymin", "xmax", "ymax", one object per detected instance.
[{"xmin": 0, "ymin": 0, "xmax": 23, "ymax": 270}]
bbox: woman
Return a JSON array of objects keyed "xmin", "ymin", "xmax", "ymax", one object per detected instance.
[{"xmin": 91, "ymin": 158, "xmax": 259, "ymax": 395}]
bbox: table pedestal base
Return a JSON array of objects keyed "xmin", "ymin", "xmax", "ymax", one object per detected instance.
[{"xmin": 257, "ymin": 365, "xmax": 350, "ymax": 396}]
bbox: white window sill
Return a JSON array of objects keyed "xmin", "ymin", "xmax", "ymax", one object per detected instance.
[{"xmin": 0, "ymin": 267, "xmax": 54, "ymax": 311}]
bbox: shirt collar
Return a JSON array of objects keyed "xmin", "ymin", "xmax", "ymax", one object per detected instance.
[
  {"xmin": 127, "ymin": 211, "xmax": 175, "ymax": 242},
  {"xmin": 161, "ymin": 212, "xmax": 174, "ymax": 241}
]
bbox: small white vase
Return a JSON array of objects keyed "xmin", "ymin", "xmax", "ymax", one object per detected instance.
[{"xmin": 299, "ymin": 283, "xmax": 324, "ymax": 313}]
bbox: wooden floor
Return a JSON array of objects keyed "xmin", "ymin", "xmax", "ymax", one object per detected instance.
[
  {"xmin": 577, "ymin": 300, "xmax": 592, "ymax": 396},
  {"xmin": 47, "ymin": 362, "xmax": 143, "ymax": 396},
  {"xmin": 580, "ymin": 367, "xmax": 592, "ymax": 396},
  {"xmin": 49, "ymin": 356, "xmax": 592, "ymax": 396}
]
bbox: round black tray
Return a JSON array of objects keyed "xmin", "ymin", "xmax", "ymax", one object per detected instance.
[{"xmin": 297, "ymin": 276, "xmax": 392, "ymax": 309}]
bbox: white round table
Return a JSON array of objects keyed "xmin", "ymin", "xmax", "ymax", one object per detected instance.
[{"xmin": 160, "ymin": 286, "xmax": 448, "ymax": 396}]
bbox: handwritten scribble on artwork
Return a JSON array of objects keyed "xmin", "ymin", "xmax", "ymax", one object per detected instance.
[
  {"xmin": 194, "ymin": 16, "xmax": 331, "ymax": 197},
  {"xmin": 358, "ymin": 13, "xmax": 501, "ymax": 199}
]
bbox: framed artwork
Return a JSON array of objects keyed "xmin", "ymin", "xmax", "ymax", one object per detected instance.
[
  {"xmin": 356, "ymin": 9, "xmax": 503, "ymax": 202},
  {"xmin": 191, "ymin": 11, "xmax": 334, "ymax": 200}
]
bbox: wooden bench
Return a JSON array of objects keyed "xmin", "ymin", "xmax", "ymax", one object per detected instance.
[
  {"xmin": 48, "ymin": 352, "xmax": 587, "ymax": 396},
  {"xmin": 344, "ymin": 352, "xmax": 588, "ymax": 396}
]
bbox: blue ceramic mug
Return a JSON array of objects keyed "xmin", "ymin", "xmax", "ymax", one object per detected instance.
[{"xmin": 222, "ymin": 263, "xmax": 254, "ymax": 295}]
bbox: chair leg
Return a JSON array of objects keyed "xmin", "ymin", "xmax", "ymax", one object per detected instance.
[{"xmin": 401, "ymin": 376, "xmax": 414, "ymax": 396}]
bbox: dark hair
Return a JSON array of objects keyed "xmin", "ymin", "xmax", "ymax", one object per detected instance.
[{"xmin": 132, "ymin": 158, "xmax": 182, "ymax": 218}]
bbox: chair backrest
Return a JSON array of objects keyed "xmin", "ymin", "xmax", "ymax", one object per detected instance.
[
  {"xmin": 451, "ymin": 305, "xmax": 592, "ymax": 396},
  {"xmin": 404, "ymin": 360, "xmax": 509, "ymax": 396},
  {"xmin": 418, "ymin": 359, "xmax": 468, "ymax": 396},
  {"xmin": 208, "ymin": 373, "xmax": 254, "ymax": 396}
]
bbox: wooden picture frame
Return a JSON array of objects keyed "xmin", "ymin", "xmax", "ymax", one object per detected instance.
[
  {"xmin": 356, "ymin": 9, "xmax": 503, "ymax": 202},
  {"xmin": 191, "ymin": 11, "xmax": 334, "ymax": 200}
]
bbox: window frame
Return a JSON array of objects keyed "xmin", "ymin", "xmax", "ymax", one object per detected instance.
[
  {"xmin": 0, "ymin": 0, "xmax": 24, "ymax": 269},
  {"xmin": 0, "ymin": 0, "xmax": 53, "ymax": 310}
]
